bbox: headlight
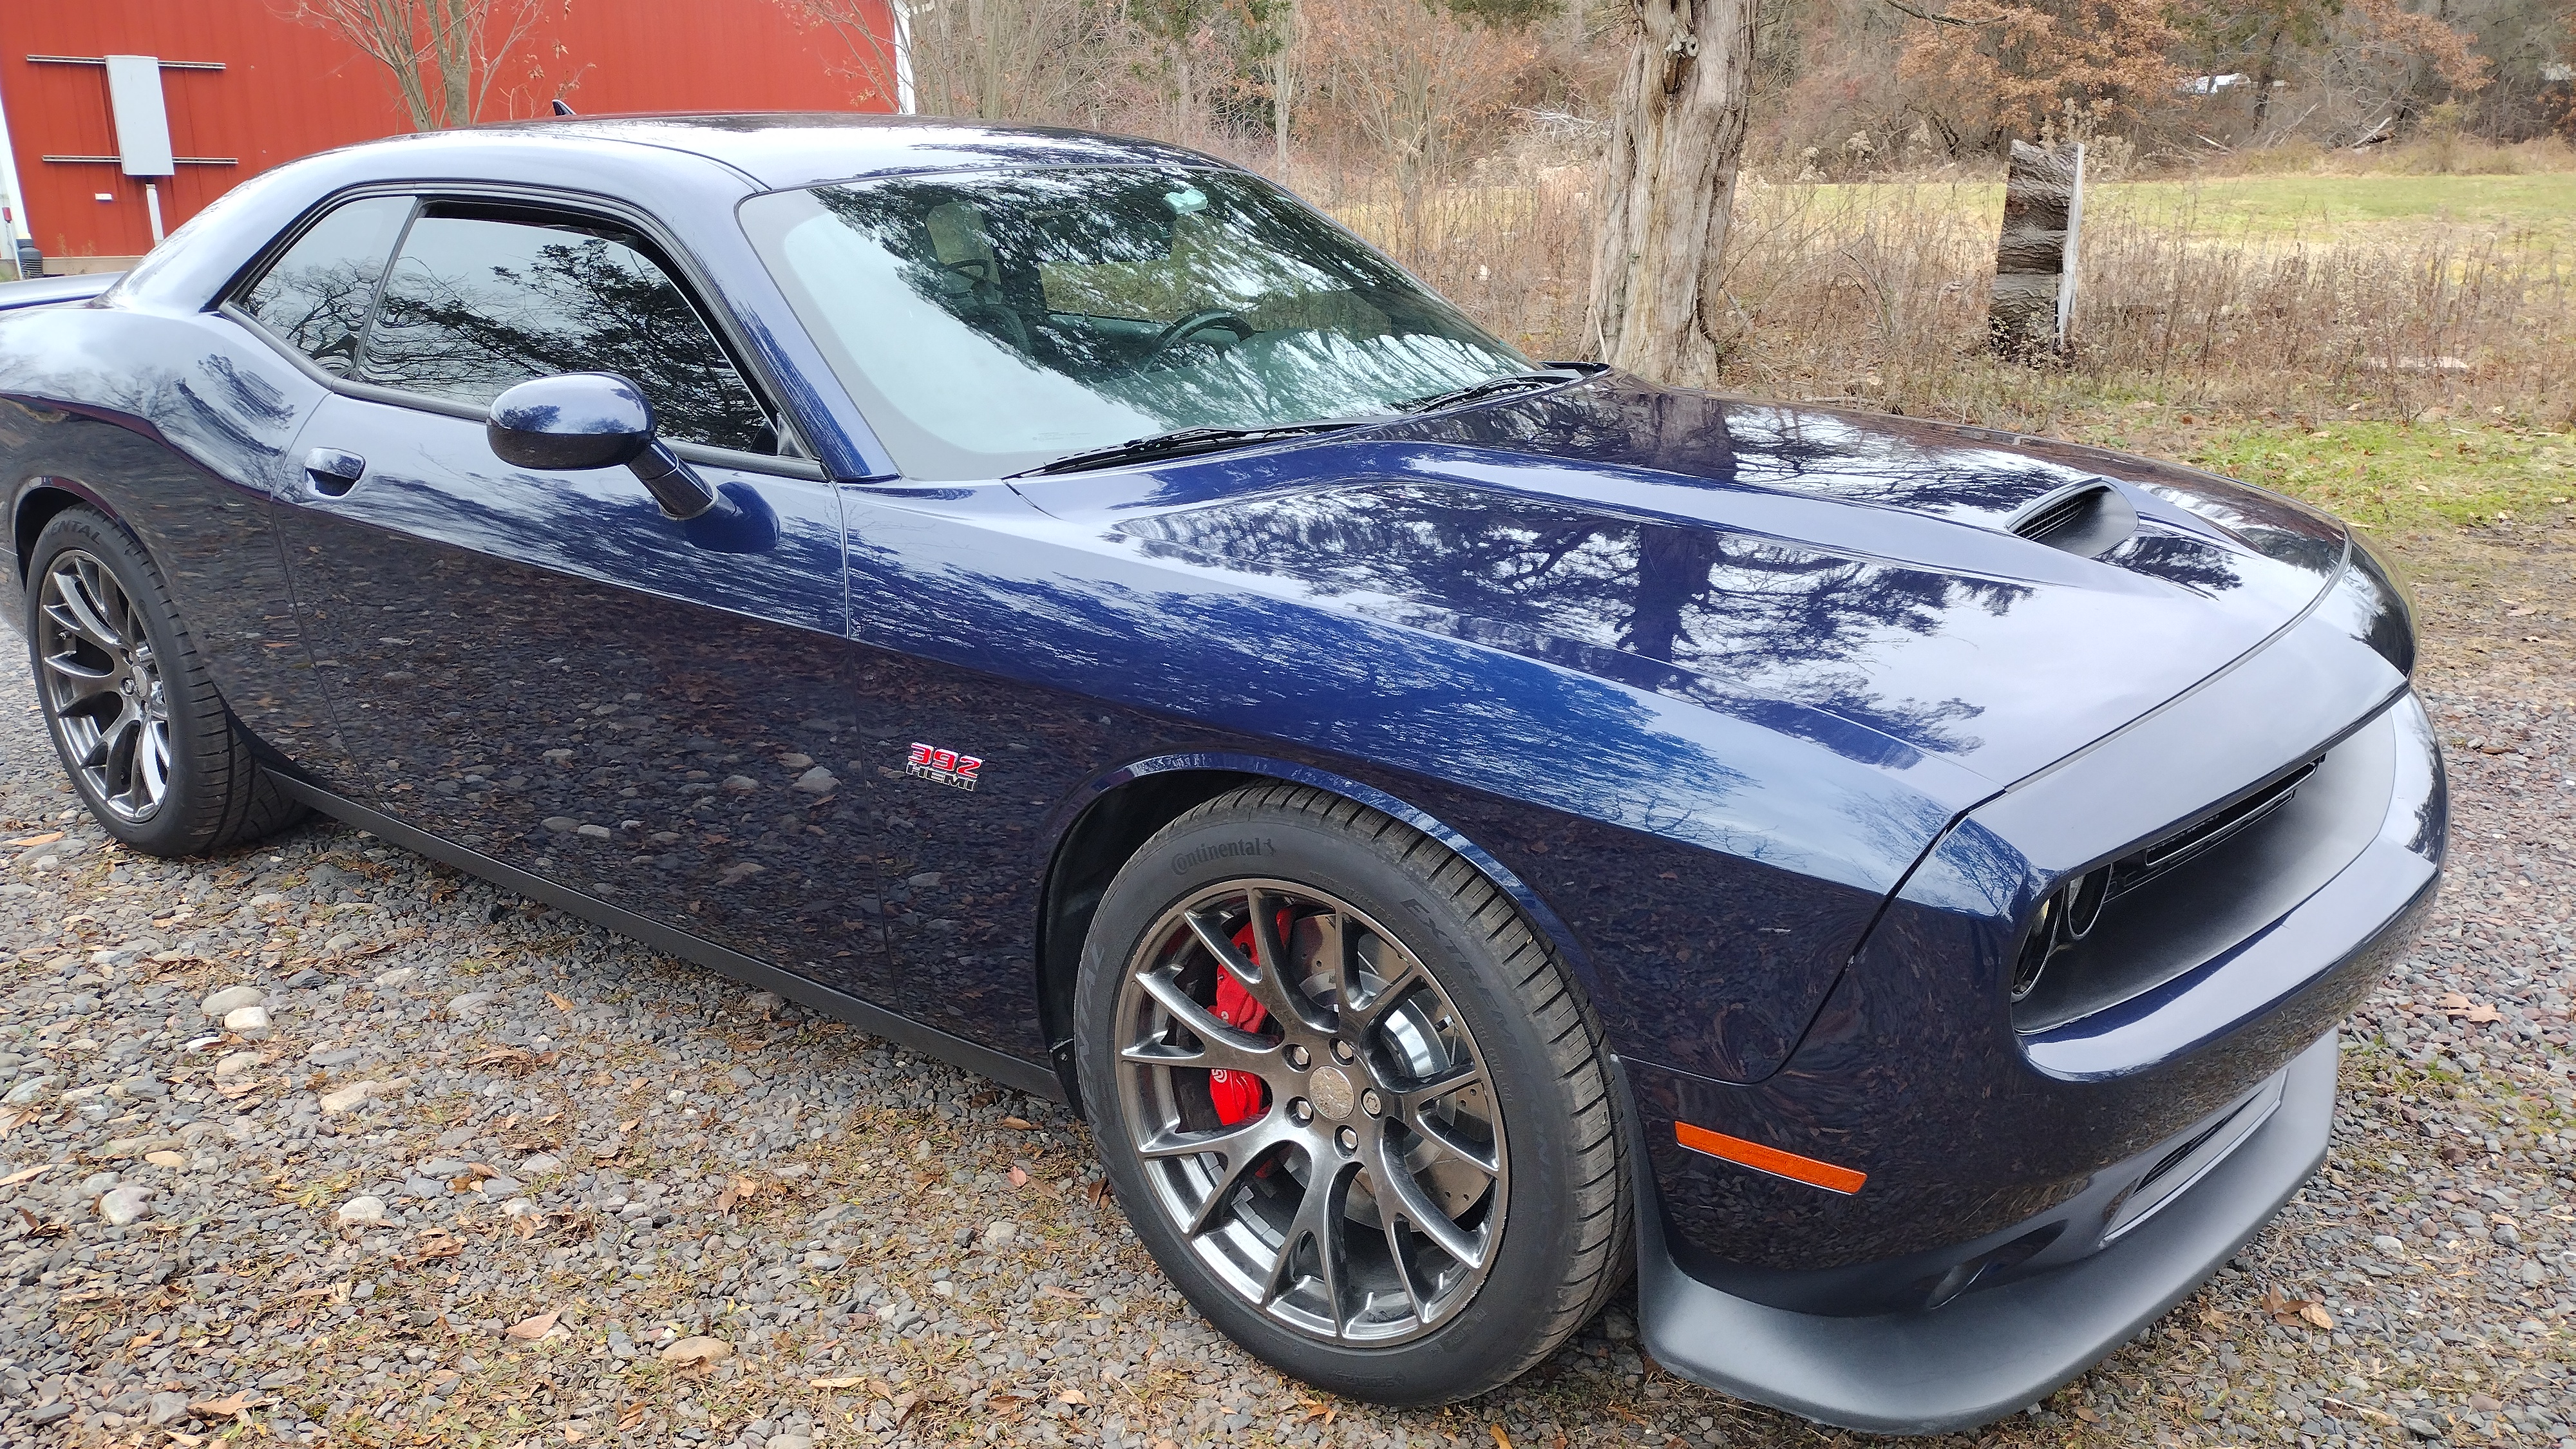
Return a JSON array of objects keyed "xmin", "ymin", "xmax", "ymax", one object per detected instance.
[{"xmin": 2009, "ymin": 864, "xmax": 2111, "ymax": 1001}]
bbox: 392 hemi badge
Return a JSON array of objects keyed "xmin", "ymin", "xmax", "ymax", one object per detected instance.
[{"xmin": 907, "ymin": 743, "xmax": 983, "ymax": 791}]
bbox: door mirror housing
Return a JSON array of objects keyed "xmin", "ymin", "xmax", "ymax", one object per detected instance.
[{"xmin": 486, "ymin": 372, "xmax": 717, "ymax": 520}]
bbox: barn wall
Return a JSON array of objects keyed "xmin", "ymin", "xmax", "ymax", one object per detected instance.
[{"xmin": 0, "ymin": 0, "xmax": 898, "ymax": 263}]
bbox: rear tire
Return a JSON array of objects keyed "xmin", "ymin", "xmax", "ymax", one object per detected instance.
[
  {"xmin": 1075, "ymin": 783, "xmax": 1630, "ymax": 1405},
  {"xmin": 24, "ymin": 506, "xmax": 306, "ymax": 857}
]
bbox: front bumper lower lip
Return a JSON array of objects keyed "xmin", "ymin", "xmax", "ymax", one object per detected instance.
[{"xmin": 1634, "ymin": 1030, "xmax": 2337, "ymax": 1436}]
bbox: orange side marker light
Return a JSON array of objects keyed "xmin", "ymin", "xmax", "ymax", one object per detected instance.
[{"xmin": 1675, "ymin": 1122, "xmax": 1867, "ymax": 1195}]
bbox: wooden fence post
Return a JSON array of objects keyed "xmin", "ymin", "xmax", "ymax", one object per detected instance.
[{"xmin": 1989, "ymin": 138, "xmax": 2085, "ymax": 359}]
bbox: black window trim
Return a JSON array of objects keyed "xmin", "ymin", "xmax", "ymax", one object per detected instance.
[{"xmin": 216, "ymin": 180, "xmax": 829, "ymax": 482}]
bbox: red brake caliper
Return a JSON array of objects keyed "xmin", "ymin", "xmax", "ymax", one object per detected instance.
[{"xmin": 1208, "ymin": 911, "xmax": 1289, "ymax": 1124}]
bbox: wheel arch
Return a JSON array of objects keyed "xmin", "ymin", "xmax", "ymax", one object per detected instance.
[
  {"xmin": 1033, "ymin": 753, "xmax": 1596, "ymax": 1111},
  {"xmin": 10, "ymin": 476, "xmax": 128, "ymax": 591}
]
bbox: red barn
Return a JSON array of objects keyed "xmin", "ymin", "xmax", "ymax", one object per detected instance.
[{"xmin": 0, "ymin": 0, "xmax": 903, "ymax": 270}]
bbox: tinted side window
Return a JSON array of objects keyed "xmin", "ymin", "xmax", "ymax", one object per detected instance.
[
  {"xmin": 357, "ymin": 209, "xmax": 775, "ymax": 453},
  {"xmin": 240, "ymin": 195, "xmax": 413, "ymax": 375}
]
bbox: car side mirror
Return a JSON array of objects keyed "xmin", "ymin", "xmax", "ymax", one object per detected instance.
[{"xmin": 486, "ymin": 372, "xmax": 718, "ymax": 520}]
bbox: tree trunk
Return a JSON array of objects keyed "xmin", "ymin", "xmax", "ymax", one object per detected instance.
[
  {"xmin": 1583, "ymin": 0, "xmax": 1760, "ymax": 386},
  {"xmin": 1271, "ymin": 0, "xmax": 1296, "ymax": 177},
  {"xmin": 2252, "ymin": 26, "xmax": 2282, "ymax": 131}
]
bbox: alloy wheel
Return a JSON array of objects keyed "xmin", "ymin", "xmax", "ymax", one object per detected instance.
[
  {"xmin": 1112, "ymin": 878, "xmax": 1506, "ymax": 1346},
  {"xmin": 34, "ymin": 548, "xmax": 173, "ymax": 822}
]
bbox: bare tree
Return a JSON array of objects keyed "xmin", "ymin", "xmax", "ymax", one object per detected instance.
[
  {"xmin": 776, "ymin": 0, "xmax": 1128, "ymax": 124},
  {"xmin": 289, "ymin": 0, "xmax": 554, "ymax": 130},
  {"xmin": 1584, "ymin": 0, "xmax": 1762, "ymax": 386}
]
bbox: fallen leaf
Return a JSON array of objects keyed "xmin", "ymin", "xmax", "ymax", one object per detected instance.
[
  {"xmin": 506, "ymin": 1307, "xmax": 563, "ymax": 1340},
  {"xmin": 563, "ymin": 1428, "xmax": 585, "ymax": 1443},
  {"xmin": 658, "ymin": 1335, "xmax": 733, "ymax": 1365},
  {"xmin": 1088, "ymin": 1178, "xmax": 1114, "ymax": 1208},
  {"xmin": 889, "ymin": 1390, "xmax": 921, "ymax": 1423},
  {"xmin": 191, "ymin": 1391, "xmax": 272, "ymax": 1418},
  {"xmin": 1491, "ymin": 1427, "xmax": 1515, "ymax": 1449},
  {"xmin": 810, "ymin": 1374, "xmax": 867, "ymax": 1389},
  {"xmin": 2074, "ymin": 1405, "xmax": 2101, "ymax": 1423},
  {"xmin": 2302, "ymin": 1302, "xmax": 2335, "ymax": 1331},
  {"xmin": 1001, "ymin": 1115, "xmax": 1035, "ymax": 1130},
  {"xmin": 0, "ymin": 1163, "xmax": 62, "ymax": 1187},
  {"xmin": 469, "ymin": 1163, "xmax": 499, "ymax": 1180},
  {"xmin": 618, "ymin": 1407, "xmax": 647, "ymax": 1431},
  {"xmin": 1009, "ymin": 1166, "xmax": 1029, "ymax": 1187},
  {"xmin": 1056, "ymin": 1388, "xmax": 1090, "ymax": 1406},
  {"xmin": 547, "ymin": 992, "xmax": 575, "ymax": 1012},
  {"xmin": 1296, "ymin": 1396, "xmax": 1336, "ymax": 1425},
  {"xmin": 6, "ymin": 832, "xmax": 63, "ymax": 848}
]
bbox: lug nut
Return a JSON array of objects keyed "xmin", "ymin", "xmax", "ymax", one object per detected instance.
[
  {"xmin": 1285, "ymin": 1044, "xmax": 1311, "ymax": 1070},
  {"xmin": 1289, "ymin": 1099, "xmax": 1313, "ymax": 1124},
  {"xmin": 1331, "ymin": 1039, "xmax": 1356, "ymax": 1063},
  {"xmin": 1335, "ymin": 1126, "xmax": 1358, "ymax": 1153},
  {"xmin": 1361, "ymin": 1089, "xmax": 1383, "ymax": 1117}
]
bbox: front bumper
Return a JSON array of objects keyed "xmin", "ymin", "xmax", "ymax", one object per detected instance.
[{"xmin": 1636, "ymin": 1031, "xmax": 2337, "ymax": 1435}]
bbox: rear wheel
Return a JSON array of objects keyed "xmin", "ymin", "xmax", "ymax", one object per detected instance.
[
  {"xmin": 24, "ymin": 506, "xmax": 305, "ymax": 857},
  {"xmin": 1075, "ymin": 784, "xmax": 1629, "ymax": 1405}
]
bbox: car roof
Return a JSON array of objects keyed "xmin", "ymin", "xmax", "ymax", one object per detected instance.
[{"xmin": 458, "ymin": 111, "xmax": 1234, "ymax": 191}]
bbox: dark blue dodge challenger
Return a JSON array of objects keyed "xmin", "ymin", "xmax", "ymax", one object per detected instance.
[{"xmin": 0, "ymin": 115, "xmax": 2441, "ymax": 1431}]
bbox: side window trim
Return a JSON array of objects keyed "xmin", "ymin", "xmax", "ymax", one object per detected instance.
[
  {"xmin": 224, "ymin": 181, "xmax": 814, "ymax": 465},
  {"xmin": 341, "ymin": 200, "xmax": 422, "ymax": 383},
  {"xmin": 360, "ymin": 196, "xmax": 788, "ymax": 453},
  {"xmin": 225, "ymin": 191, "xmax": 419, "ymax": 377}
]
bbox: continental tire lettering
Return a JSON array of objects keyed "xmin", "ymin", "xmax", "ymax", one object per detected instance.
[{"xmin": 1172, "ymin": 838, "xmax": 1274, "ymax": 875}]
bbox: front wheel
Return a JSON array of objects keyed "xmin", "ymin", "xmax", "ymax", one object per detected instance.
[{"xmin": 1074, "ymin": 784, "xmax": 1630, "ymax": 1405}]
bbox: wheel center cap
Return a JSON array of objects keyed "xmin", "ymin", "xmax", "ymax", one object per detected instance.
[{"xmin": 1310, "ymin": 1065, "xmax": 1357, "ymax": 1121}]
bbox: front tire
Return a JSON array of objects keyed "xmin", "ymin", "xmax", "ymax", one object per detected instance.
[
  {"xmin": 1075, "ymin": 784, "xmax": 1630, "ymax": 1405},
  {"xmin": 23, "ymin": 506, "xmax": 305, "ymax": 857}
]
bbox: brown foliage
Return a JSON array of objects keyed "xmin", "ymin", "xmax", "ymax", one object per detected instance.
[{"xmin": 1894, "ymin": 0, "xmax": 2187, "ymax": 140}]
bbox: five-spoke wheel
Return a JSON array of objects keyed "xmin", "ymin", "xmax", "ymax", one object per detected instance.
[
  {"xmin": 33, "ymin": 547, "xmax": 173, "ymax": 821},
  {"xmin": 1078, "ymin": 784, "xmax": 1631, "ymax": 1405},
  {"xmin": 21, "ymin": 505, "xmax": 305, "ymax": 856},
  {"xmin": 1113, "ymin": 878, "xmax": 1506, "ymax": 1345}
]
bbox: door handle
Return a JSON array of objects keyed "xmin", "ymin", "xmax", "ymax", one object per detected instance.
[{"xmin": 303, "ymin": 448, "xmax": 366, "ymax": 497}]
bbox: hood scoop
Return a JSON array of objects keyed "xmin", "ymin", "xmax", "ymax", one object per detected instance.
[{"xmin": 2010, "ymin": 482, "xmax": 2137, "ymax": 558}]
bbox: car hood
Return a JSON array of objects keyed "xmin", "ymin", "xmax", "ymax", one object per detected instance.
[{"xmin": 1025, "ymin": 374, "xmax": 2353, "ymax": 792}]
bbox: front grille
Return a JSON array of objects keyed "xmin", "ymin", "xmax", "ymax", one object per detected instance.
[
  {"xmin": 2109, "ymin": 758, "xmax": 2320, "ymax": 896},
  {"xmin": 2011, "ymin": 715, "xmax": 2387, "ymax": 1033}
]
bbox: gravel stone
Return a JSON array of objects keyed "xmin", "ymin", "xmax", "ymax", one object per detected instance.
[
  {"xmin": 338, "ymin": 1195, "xmax": 388, "ymax": 1224},
  {"xmin": 199, "ymin": 985, "xmax": 265, "ymax": 1017},
  {"xmin": 95, "ymin": 1185, "xmax": 151, "ymax": 1226}
]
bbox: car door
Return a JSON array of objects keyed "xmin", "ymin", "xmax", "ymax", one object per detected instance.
[{"xmin": 269, "ymin": 193, "xmax": 884, "ymax": 998}]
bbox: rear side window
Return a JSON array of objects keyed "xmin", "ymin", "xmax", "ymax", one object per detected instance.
[
  {"xmin": 356, "ymin": 206, "xmax": 777, "ymax": 454},
  {"xmin": 238, "ymin": 195, "xmax": 413, "ymax": 376}
]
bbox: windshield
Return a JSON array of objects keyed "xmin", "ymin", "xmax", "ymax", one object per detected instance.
[{"xmin": 739, "ymin": 166, "xmax": 1532, "ymax": 480}]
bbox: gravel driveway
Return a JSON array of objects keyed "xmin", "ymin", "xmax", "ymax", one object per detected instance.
[{"xmin": 2, "ymin": 531, "xmax": 2572, "ymax": 1449}]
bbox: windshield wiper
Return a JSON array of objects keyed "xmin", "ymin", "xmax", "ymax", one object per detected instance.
[
  {"xmin": 1398, "ymin": 368, "xmax": 1584, "ymax": 414},
  {"xmin": 1012, "ymin": 419, "xmax": 1379, "ymax": 477}
]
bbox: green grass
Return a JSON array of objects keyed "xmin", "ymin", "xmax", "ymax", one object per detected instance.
[
  {"xmin": 2074, "ymin": 418, "xmax": 2576, "ymax": 531},
  {"xmin": 2105, "ymin": 173, "xmax": 2576, "ymax": 249}
]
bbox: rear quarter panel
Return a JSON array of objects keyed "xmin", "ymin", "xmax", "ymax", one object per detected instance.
[{"xmin": 0, "ymin": 302, "xmax": 349, "ymax": 776}]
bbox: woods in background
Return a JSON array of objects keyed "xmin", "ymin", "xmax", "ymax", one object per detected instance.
[{"xmin": 770, "ymin": 0, "xmax": 2568, "ymax": 182}]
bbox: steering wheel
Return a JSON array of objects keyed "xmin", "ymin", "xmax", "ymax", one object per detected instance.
[{"xmin": 1141, "ymin": 308, "xmax": 1255, "ymax": 367}]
